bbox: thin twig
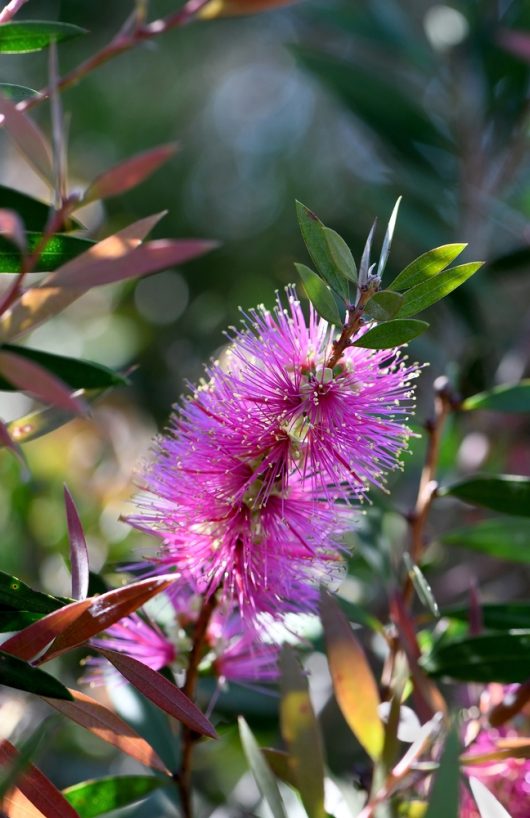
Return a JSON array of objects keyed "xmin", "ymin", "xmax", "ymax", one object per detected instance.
[{"xmin": 326, "ymin": 288, "xmax": 373, "ymax": 369}]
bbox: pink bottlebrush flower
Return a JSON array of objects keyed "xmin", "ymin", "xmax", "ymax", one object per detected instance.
[
  {"xmin": 88, "ymin": 613, "xmax": 177, "ymax": 676},
  {"xmin": 207, "ymin": 610, "xmax": 280, "ymax": 683}
]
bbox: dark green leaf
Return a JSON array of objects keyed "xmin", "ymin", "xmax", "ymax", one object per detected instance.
[
  {"xmin": 424, "ymin": 726, "xmax": 460, "ymax": 818},
  {"xmin": 352, "ymin": 318, "xmax": 428, "ymax": 349},
  {"xmin": 398, "ymin": 262, "xmax": 483, "ymax": 317},
  {"xmin": 462, "ymin": 381, "xmax": 530, "ymax": 412},
  {"xmin": 322, "ymin": 227, "xmax": 357, "ymax": 284},
  {"xmin": 0, "ymin": 83, "xmax": 39, "ymax": 103},
  {"xmin": 443, "ymin": 603, "xmax": 530, "ymax": 631},
  {"xmin": 0, "ymin": 232, "xmax": 94, "ymax": 273},
  {"xmin": 0, "ymin": 611, "xmax": 41, "ymax": 631},
  {"xmin": 0, "ymin": 345, "xmax": 128, "ymax": 391},
  {"xmin": 391, "ymin": 244, "xmax": 467, "ymax": 291},
  {"xmin": 364, "ymin": 290, "xmax": 403, "ymax": 321},
  {"xmin": 295, "ymin": 263, "xmax": 342, "ymax": 325},
  {"xmin": 62, "ymin": 775, "xmax": 166, "ymax": 818},
  {"xmin": 0, "ymin": 21, "xmax": 87, "ymax": 54},
  {"xmin": 238, "ymin": 717, "xmax": 287, "ymax": 818},
  {"xmin": 0, "ymin": 650, "xmax": 73, "ymax": 699},
  {"xmin": 423, "ymin": 632, "xmax": 530, "ymax": 682},
  {"xmin": 442, "ymin": 518, "xmax": 530, "ymax": 563},
  {"xmin": 439, "ymin": 475, "xmax": 530, "ymax": 517},
  {"xmin": 0, "ymin": 571, "xmax": 64, "ymax": 614},
  {"xmin": 296, "ymin": 201, "xmax": 349, "ymax": 299},
  {"xmin": 0, "ymin": 186, "xmax": 80, "ymax": 231}
]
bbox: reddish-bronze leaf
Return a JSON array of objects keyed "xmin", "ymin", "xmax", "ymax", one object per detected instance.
[
  {"xmin": 0, "ymin": 209, "xmax": 26, "ymax": 252},
  {"xmin": 0, "ymin": 95, "xmax": 53, "ymax": 185},
  {"xmin": 98, "ymin": 649, "xmax": 218, "ymax": 739},
  {"xmin": 44, "ymin": 689, "xmax": 170, "ymax": 775},
  {"xmin": 320, "ymin": 590, "xmax": 384, "ymax": 761},
  {"xmin": 1, "ymin": 598, "xmax": 93, "ymax": 661},
  {"xmin": 0, "ymin": 740, "xmax": 78, "ymax": 818},
  {"xmin": 50, "ymin": 239, "xmax": 218, "ymax": 289},
  {"xmin": 2, "ymin": 787, "xmax": 47, "ymax": 817},
  {"xmin": 0, "ymin": 351, "xmax": 88, "ymax": 415},
  {"xmin": 82, "ymin": 143, "xmax": 179, "ymax": 205},
  {"xmin": 63, "ymin": 486, "xmax": 89, "ymax": 601}
]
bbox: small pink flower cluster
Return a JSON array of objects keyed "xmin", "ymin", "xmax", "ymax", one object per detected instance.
[{"xmin": 94, "ymin": 287, "xmax": 419, "ymax": 685}]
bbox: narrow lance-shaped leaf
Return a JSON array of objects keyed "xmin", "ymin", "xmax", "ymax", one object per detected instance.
[
  {"xmin": 377, "ymin": 196, "xmax": 401, "ymax": 279},
  {"xmin": 358, "ymin": 219, "xmax": 376, "ymax": 286},
  {"xmin": 62, "ymin": 775, "xmax": 167, "ymax": 818},
  {"xmin": 441, "ymin": 518, "xmax": 530, "ymax": 563},
  {"xmin": 352, "ymin": 318, "xmax": 428, "ymax": 349},
  {"xmin": 462, "ymin": 381, "xmax": 530, "ymax": 413},
  {"xmin": 295, "ymin": 263, "xmax": 342, "ymax": 325},
  {"xmin": 238, "ymin": 717, "xmax": 287, "ymax": 818},
  {"xmin": 199, "ymin": 0, "xmax": 299, "ymax": 17},
  {"xmin": 0, "ymin": 350, "xmax": 88, "ymax": 416},
  {"xmin": 0, "ymin": 740, "xmax": 80, "ymax": 818},
  {"xmin": 0, "ymin": 345, "xmax": 127, "ymax": 391},
  {"xmin": 45, "ymin": 689, "xmax": 170, "ymax": 775},
  {"xmin": 98, "ymin": 649, "xmax": 217, "ymax": 739},
  {"xmin": 0, "ymin": 83, "xmax": 39, "ymax": 103},
  {"xmin": 0, "ymin": 612, "xmax": 41, "ymax": 632},
  {"xmin": 0, "ymin": 233, "xmax": 94, "ymax": 274},
  {"xmin": 0, "ymin": 417, "xmax": 28, "ymax": 473},
  {"xmin": 0, "ymin": 186, "xmax": 81, "ymax": 232},
  {"xmin": 364, "ymin": 290, "xmax": 403, "ymax": 321},
  {"xmin": 0, "ymin": 208, "xmax": 26, "ymax": 252},
  {"xmin": 403, "ymin": 553, "xmax": 439, "ymax": 618},
  {"xmin": 0, "ymin": 21, "xmax": 87, "ymax": 54},
  {"xmin": 320, "ymin": 590, "xmax": 384, "ymax": 760},
  {"xmin": 443, "ymin": 602, "xmax": 530, "ymax": 632},
  {"xmin": 280, "ymin": 646, "xmax": 326, "ymax": 818},
  {"xmin": 4, "ymin": 390, "xmax": 104, "ymax": 446},
  {"xmin": 82, "ymin": 143, "xmax": 179, "ymax": 205},
  {"xmin": 63, "ymin": 487, "xmax": 89, "ymax": 601},
  {"xmin": 424, "ymin": 727, "xmax": 460, "ymax": 818},
  {"xmin": 468, "ymin": 777, "xmax": 512, "ymax": 818},
  {"xmin": 295, "ymin": 200, "xmax": 349, "ymax": 298},
  {"xmin": 398, "ymin": 262, "xmax": 484, "ymax": 318},
  {"xmin": 0, "ymin": 650, "xmax": 73, "ymax": 700},
  {"xmin": 322, "ymin": 227, "xmax": 357, "ymax": 283},
  {"xmin": 438, "ymin": 475, "xmax": 530, "ymax": 518},
  {"xmin": 423, "ymin": 632, "xmax": 530, "ymax": 683},
  {"xmin": 391, "ymin": 244, "xmax": 467, "ymax": 291},
  {"xmin": 0, "ymin": 571, "xmax": 64, "ymax": 614},
  {"xmin": 0, "ymin": 94, "xmax": 53, "ymax": 185}
]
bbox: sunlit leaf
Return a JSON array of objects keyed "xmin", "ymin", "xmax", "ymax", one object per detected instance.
[
  {"xmin": 441, "ymin": 518, "xmax": 530, "ymax": 563},
  {"xmin": 238, "ymin": 718, "xmax": 287, "ymax": 818},
  {"xmin": 0, "ymin": 740, "xmax": 79, "ymax": 818},
  {"xmin": 98, "ymin": 649, "xmax": 217, "ymax": 739},
  {"xmin": 438, "ymin": 475, "xmax": 530, "ymax": 517},
  {"xmin": 63, "ymin": 487, "xmax": 89, "ymax": 601},
  {"xmin": 82, "ymin": 143, "xmax": 179, "ymax": 205},
  {"xmin": 296, "ymin": 262, "xmax": 342, "ymax": 325},
  {"xmin": 462, "ymin": 381, "xmax": 530, "ymax": 412},
  {"xmin": 296, "ymin": 200, "xmax": 348, "ymax": 299},
  {"xmin": 403, "ymin": 554, "xmax": 439, "ymax": 617},
  {"xmin": 0, "ymin": 20, "xmax": 86, "ymax": 53},
  {"xmin": 352, "ymin": 318, "xmax": 428, "ymax": 349},
  {"xmin": 62, "ymin": 775, "xmax": 166, "ymax": 818},
  {"xmin": 377, "ymin": 196, "xmax": 401, "ymax": 278},
  {"xmin": 423, "ymin": 632, "xmax": 530, "ymax": 682},
  {"xmin": 0, "ymin": 650, "xmax": 72, "ymax": 700},
  {"xmin": 45, "ymin": 689, "xmax": 170, "ymax": 775},
  {"xmin": 0, "ymin": 233, "xmax": 94, "ymax": 274},
  {"xmin": 398, "ymin": 262, "xmax": 483, "ymax": 317},
  {"xmin": 320, "ymin": 591, "xmax": 384, "ymax": 760},
  {"xmin": 364, "ymin": 290, "xmax": 403, "ymax": 321},
  {"xmin": 391, "ymin": 244, "xmax": 467, "ymax": 291},
  {"xmin": 0, "ymin": 571, "xmax": 63, "ymax": 614},
  {"xmin": 0, "ymin": 345, "xmax": 127, "ymax": 391},
  {"xmin": 424, "ymin": 727, "xmax": 460, "ymax": 818},
  {"xmin": 0, "ymin": 94, "xmax": 53, "ymax": 185},
  {"xmin": 280, "ymin": 646, "xmax": 326, "ymax": 818},
  {"xmin": 468, "ymin": 777, "xmax": 512, "ymax": 818}
]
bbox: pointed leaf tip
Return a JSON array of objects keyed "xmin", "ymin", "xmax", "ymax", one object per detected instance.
[{"xmin": 63, "ymin": 486, "xmax": 89, "ymax": 601}]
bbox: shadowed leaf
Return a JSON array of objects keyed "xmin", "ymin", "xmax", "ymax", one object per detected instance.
[
  {"xmin": 0, "ymin": 571, "xmax": 63, "ymax": 614},
  {"xmin": 0, "ymin": 83, "xmax": 39, "ymax": 103},
  {"xmin": 423, "ymin": 632, "xmax": 530, "ymax": 682},
  {"xmin": 62, "ymin": 775, "xmax": 166, "ymax": 818},
  {"xmin": 0, "ymin": 350, "xmax": 88, "ymax": 415},
  {"xmin": 364, "ymin": 290, "xmax": 403, "ymax": 321},
  {"xmin": 0, "ymin": 650, "xmax": 72, "ymax": 700},
  {"xmin": 439, "ymin": 475, "xmax": 530, "ymax": 517},
  {"xmin": 63, "ymin": 487, "xmax": 89, "ymax": 601},
  {"xmin": 296, "ymin": 263, "xmax": 342, "ymax": 325},
  {"xmin": 200, "ymin": 0, "xmax": 299, "ymax": 18},
  {"xmin": 442, "ymin": 518, "xmax": 530, "ymax": 563},
  {"xmin": 0, "ymin": 612, "xmax": 41, "ymax": 631},
  {"xmin": 82, "ymin": 143, "xmax": 179, "ymax": 205},
  {"xmin": 239, "ymin": 718, "xmax": 287, "ymax": 818},
  {"xmin": 462, "ymin": 381, "xmax": 530, "ymax": 412},
  {"xmin": 424, "ymin": 727, "xmax": 460, "ymax": 818},
  {"xmin": 322, "ymin": 227, "xmax": 357, "ymax": 283},
  {"xmin": 296, "ymin": 201, "xmax": 348, "ymax": 299},
  {"xmin": 0, "ymin": 346, "xmax": 127, "ymax": 391}
]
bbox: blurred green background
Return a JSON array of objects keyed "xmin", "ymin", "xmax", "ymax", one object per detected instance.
[{"xmin": 0, "ymin": 1, "xmax": 529, "ymax": 815}]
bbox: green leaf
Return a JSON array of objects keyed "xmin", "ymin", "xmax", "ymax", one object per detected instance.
[
  {"xmin": 424, "ymin": 727, "xmax": 460, "ymax": 818},
  {"xmin": 280, "ymin": 646, "xmax": 326, "ymax": 818},
  {"xmin": 296, "ymin": 201, "xmax": 349, "ymax": 299},
  {"xmin": 295, "ymin": 263, "xmax": 342, "ymax": 325},
  {"xmin": 352, "ymin": 318, "xmax": 428, "ymax": 349},
  {"xmin": 0, "ymin": 83, "xmax": 39, "ymax": 103},
  {"xmin": 462, "ymin": 381, "xmax": 530, "ymax": 412},
  {"xmin": 62, "ymin": 775, "xmax": 166, "ymax": 818},
  {"xmin": 443, "ymin": 602, "xmax": 530, "ymax": 631},
  {"xmin": 0, "ymin": 186, "xmax": 81, "ymax": 231},
  {"xmin": 0, "ymin": 232, "xmax": 94, "ymax": 273},
  {"xmin": 0, "ymin": 571, "xmax": 64, "ymax": 614},
  {"xmin": 377, "ymin": 196, "xmax": 401, "ymax": 278},
  {"xmin": 322, "ymin": 227, "xmax": 357, "ymax": 284},
  {"xmin": 0, "ymin": 345, "xmax": 128, "ymax": 391},
  {"xmin": 441, "ymin": 518, "xmax": 530, "ymax": 563},
  {"xmin": 238, "ymin": 718, "xmax": 287, "ymax": 818},
  {"xmin": 0, "ymin": 21, "xmax": 87, "ymax": 54},
  {"xmin": 0, "ymin": 650, "xmax": 73, "ymax": 699},
  {"xmin": 403, "ymin": 553, "xmax": 439, "ymax": 617},
  {"xmin": 0, "ymin": 611, "xmax": 41, "ymax": 631},
  {"xmin": 439, "ymin": 475, "xmax": 530, "ymax": 517},
  {"xmin": 391, "ymin": 244, "xmax": 467, "ymax": 291},
  {"xmin": 398, "ymin": 262, "xmax": 483, "ymax": 317},
  {"xmin": 364, "ymin": 290, "xmax": 404, "ymax": 321},
  {"xmin": 423, "ymin": 632, "xmax": 530, "ymax": 682}
]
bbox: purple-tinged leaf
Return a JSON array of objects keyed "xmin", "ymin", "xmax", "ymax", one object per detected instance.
[
  {"xmin": 0, "ymin": 416, "xmax": 28, "ymax": 472},
  {"xmin": 97, "ymin": 648, "xmax": 218, "ymax": 739},
  {"xmin": 63, "ymin": 486, "xmax": 89, "ymax": 601},
  {"xmin": 498, "ymin": 28, "xmax": 530, "ymax": 64},
  {"xmin": 0, "ymin": 94, "xmax": 53, "ymax": 185},
  {"xmin": 0, "ymin": 208, "xmax": 26, "ymax": 252},
  {"xmin": 50, "ymin": 239, "xmax": 218, "ymax": 288},
  {"xmin": 82, "ymin": 143, "xmax": 179, "ymax": 205},
  {"xmin": 0, "ymin": 350, "xmax": 88, "ymax": 415}
]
